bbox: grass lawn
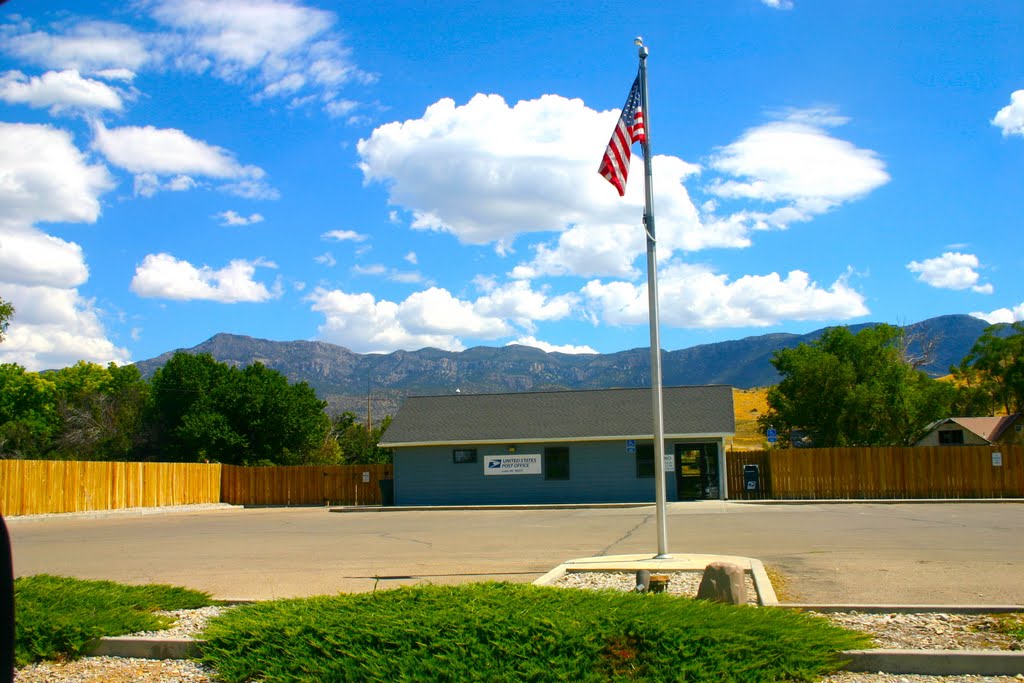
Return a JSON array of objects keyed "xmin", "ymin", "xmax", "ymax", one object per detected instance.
[
  {"xmin": 14, "ymin": 574, "xmax": 217, "ymax": 666},
  {"xmin": 198, "ymin": 582, "xmax": 871, "ymax": 683}
]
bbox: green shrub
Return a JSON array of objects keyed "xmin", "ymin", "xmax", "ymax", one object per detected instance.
[
  {"xmin": 200, "ymin": 582, "xmax": 870, "ymax": 682},
  {"xmin": 14, "ymin": 574, "xmax": 216, "ymax": 666}
]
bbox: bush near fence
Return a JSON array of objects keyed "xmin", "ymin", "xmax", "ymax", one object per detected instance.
[
  {"xmin": 0, "ymin": 460, "xmax": 393, "ymax": 516},
  {"xmin": 727, "ymin": 445, "xmax": 1024, "ymax": 500}
]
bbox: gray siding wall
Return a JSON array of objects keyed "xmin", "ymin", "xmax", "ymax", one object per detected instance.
[{"xmin": 394, "ymin": 441, "xmax": 679, "ymax": 505}]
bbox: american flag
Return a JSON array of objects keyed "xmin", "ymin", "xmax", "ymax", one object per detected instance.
[{"xmin": 598, "ymin": 74, "xmax": 645, "ymax": 196}]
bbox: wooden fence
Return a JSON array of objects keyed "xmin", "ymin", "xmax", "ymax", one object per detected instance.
[
  {"xmin": 0, "ymin": 460, "xmax": 394, "ymax": 516},
  {"xmin": 220, "ymin": 464, "xmax": 394, "ymax": 506},
  {"xmin": 0, "ymin": 460, "xmax": 223, "ymax": 516},
  {"xmin": 727, "ymin": 445, "xmax": 1024, "ymax": 500}
]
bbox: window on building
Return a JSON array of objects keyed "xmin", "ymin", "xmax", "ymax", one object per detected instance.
[
  {"xmin": 635, "ymin": 444, "xmax": 654, "ymax": 478},
  {"xmin": 453, "ymin": 449, "xmax": 477, "ymax": 464},
  {"xmin": 938, "ymin": 430, "xmax": 964, "ymax": 445},
  {"xmin": 544, "ymin": 447, "xmax": 570, "ymax": 480}
]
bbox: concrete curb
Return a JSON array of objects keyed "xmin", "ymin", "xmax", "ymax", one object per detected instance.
[
  {"xmin": 85, "ymin": 636, "xmax": 200, "ymax": 659},
  {"xmin": 531, "ymin": 553, "xmax": 778, "ymax": 607},
  {"xmin": 330, "ymin": 502, "xmax": 652, "ymax": 512},
  {"xmin": 748, "ymin": 559, "xmax": 778, "ymax": 606},
  {"xmin": 839, "ymin": 649, "xmax": 1024, "ymax": 676},
  {"xmin": 731, "ymin": 498, "xmax": 1024, "ymax": 505},
  {"xmin": 780, "ymin": 603, "xmax": 1024, "ymax": 614}
]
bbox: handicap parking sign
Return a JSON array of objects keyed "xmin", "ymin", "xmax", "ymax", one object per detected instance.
[{"xmin": 626, "ymin": 439, "xmax": 636, "ymax": 453}]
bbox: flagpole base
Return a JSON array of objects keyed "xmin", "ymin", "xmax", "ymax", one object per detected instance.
[{"xmin": 654, "ymin": 553, "xmax": 674, "ymax": 560}]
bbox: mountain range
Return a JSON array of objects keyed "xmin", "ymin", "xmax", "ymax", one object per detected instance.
[{"xmin": 132, "ymin": 314, "xmax": 992, "ymax": 417}]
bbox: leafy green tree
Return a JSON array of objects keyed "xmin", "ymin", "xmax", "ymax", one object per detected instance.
[
  {"xmin": 0, "ymin": 364, "xmax": 58, "ymax": 458},
  {"xmin": 147, "ymin": 353, "xmax": 332, "ymax": 465},
  {"xmin": 758, "ymin": 325, "xmax": 957, "ymax": 447},
  {"xmin": 954, "ymin": 322, "xmax": 1024, "ymax": 415},
  {"xmin": 147, "ymin": 352, "xmax": 233, "ymax": 460},
  {"xmin": 332, "ymin": 411, "xmax": 393, "ymax": 464},
  {"xmin": 0, "ymin": 297, "xmax": 12, "ymax": 344},
  {"xmin": 50, "ymin": 362, "xmax": 150, "ymax": 460}
]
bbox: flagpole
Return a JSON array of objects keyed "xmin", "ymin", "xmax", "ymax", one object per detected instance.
[{"xmin": 635, "ymin": 37, "xmax": 671, "ymax": 559}]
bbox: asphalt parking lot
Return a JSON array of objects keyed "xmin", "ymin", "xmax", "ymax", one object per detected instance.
[{"xmin": 8, "ymin": 501, "xmax": 1024, "ymax": 604}]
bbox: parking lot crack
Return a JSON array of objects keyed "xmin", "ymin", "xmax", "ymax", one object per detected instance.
[{"xmin": 596, "ymin": 512, "xmax": 653, "ymax": 556}]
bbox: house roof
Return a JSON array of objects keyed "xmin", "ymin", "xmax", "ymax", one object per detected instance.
[
  {"xmin": 925, "ymin": 414, "xmax": 1022, "ymax": 443},
  {"xmin": 379, "ymin": 385, "xmax": 735, "ymax": 447}
]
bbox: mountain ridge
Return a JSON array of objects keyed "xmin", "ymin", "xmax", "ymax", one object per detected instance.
[{"xmin": 132, "ymin": 314, "xmax": 992, "ymax": 416}]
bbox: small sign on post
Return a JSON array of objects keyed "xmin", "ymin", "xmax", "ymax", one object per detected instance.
[
  {"xmin": 663, "ymin": 453, "xmax": 674, "ymax": 473},
  {"xmin": 992, "ymin": 452, "xmax": 1003, "ymax": 467},
  {"xmin": 626, "ymin": 439, "xmax": 637, "ymax": 453},
  {"xmin": 362, "ymin": 471, "xmax": 370, "ymax": 483},
  {"xmin": 766, "ymin": 427, "xmax": 777, "ymax": 445}
]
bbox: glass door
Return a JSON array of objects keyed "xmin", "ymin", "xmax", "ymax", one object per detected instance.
[{"xmin": 674, "ymin": 443, "xmax": 720, "ymax": 500}]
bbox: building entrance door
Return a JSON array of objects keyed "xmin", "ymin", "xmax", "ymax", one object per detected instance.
[{"xmin": 674, "ymin": 443, "xmax": 720, "ymax": 500}]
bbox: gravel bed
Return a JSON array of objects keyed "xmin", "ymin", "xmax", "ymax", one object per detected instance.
[
  {"xmin": 127, "ymin": 605, "xmax": 236, "ymax": 639},
  {"xmin": 14, "ymin": 577, "xmax": 1024, "ymax": 683},
  {"xmin": 14, "ymin": 657, "xmax": 216, "ymax": 683},
  {"xmin": 816, "ymin": 612, "xmax": 1023, "ymax": 651},
  {"xmin": 821, "ymin": 675, "xmax": 1024, "ymax": 683},
  {"xmin": 554, "ymin": 569, "xmax": 760, "ymax": 604}
]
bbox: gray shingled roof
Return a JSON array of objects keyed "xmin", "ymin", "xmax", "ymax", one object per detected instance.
[{"xmin": 379, "ymin": 385, "xmax": 735, "ymax": 447}]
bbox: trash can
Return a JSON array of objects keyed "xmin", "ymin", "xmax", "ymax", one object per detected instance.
[
  {"xmin": 742, "ymin": 464, "xmax": 760, "ymax": 493},
  {"xmin": 378, "ymin": 479, "xmax": 394, "ymax": 506}
]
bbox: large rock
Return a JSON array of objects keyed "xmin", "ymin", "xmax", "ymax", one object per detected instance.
[{"xmin": 696, "ymin": 562, "xmax": 746, "ymax": 605}]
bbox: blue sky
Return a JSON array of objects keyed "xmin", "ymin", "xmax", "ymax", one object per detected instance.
[{"xmin": 1, "ymin": 0, "xmax": 1022, "ymax": 371}]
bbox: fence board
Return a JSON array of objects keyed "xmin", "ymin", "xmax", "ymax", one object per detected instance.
[
  {"xmin": 218, "ymin": 464, "xmax": 393, "ymax": 506},
  {"xmin": 0, "ymin": 460, "xmax": 223, "ymax": 516},
  {"xmin": 728, "ymin": 445, "xmax": 1023, "ymax": 500}
]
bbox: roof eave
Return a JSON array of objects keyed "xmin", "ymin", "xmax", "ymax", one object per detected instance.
[{"xmin": 380, "ymin": 432, "xmax": 735, "ymax": 449}]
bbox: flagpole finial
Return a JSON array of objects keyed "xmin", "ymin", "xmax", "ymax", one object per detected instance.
[{"xmin": 634, "ymin": 36, "xmax": 648, "ymax": 59}]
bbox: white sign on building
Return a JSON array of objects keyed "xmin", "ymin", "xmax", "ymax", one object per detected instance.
[{"xmin": 484, "ymin": 455, "xmax": 542, "ymax": 476}]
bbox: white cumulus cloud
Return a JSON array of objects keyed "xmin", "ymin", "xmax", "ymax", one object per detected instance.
[
  {"xmin": 708, "ymin": 109, "xmax": 890, "ymax": 223},
  {"xmin": 147, "ymin": 0, "xmax": 372, "ymax": 114},
  {"xmin": 0, "ymin": 122, "xmax": 115, "ymax": 228},
  {"xmin": 0, "ymin": 124, "xmax": 126, "ymax": 370},
  {"xmin": 0, "ymin": 69, "xmax": 124, "ymax": 113},
  {"xmin": 907, "ymin": 252, "xmax": 992, "ymax": 294},
  {"xmin": 583, "ymin": 263, "xmax": 868, "ymax": 329},
  {"xmin": 308, "ymin": 288, "xmax": 468, "ymax": 353},
  {"xmin": 358, "ymin": 93, "xmax": 714, "ymax": 279},
  {"xmin": 91, "ymin": 122, "xmax": 276, "ymax": 198},
  {"xmin": 971, "ymin": 303, "xmax": 1024, "ymax": 325},
  {"xmin": 0, "ymin": 229, "xmax": 89, "ymax": 288},
  {"xmin": 215, "ymin": 210, "xmax": 264, "ymax": 226},
  {"xmin": 130, "ymin": 253, "xmax": 281, "ymax": 303},
  {"xmin": 2, "ymin": 20, "xmax": 151, "ymax": 74},
  {"xmin": 322, "ymin": 229, "xmax": 368, "ymax": 242},
  {"xmin": 762, "ymin": 0, "xmax": 795, "ymax": 8},
  {"xmin": 992, "ymin": 90, "xmax": 1024, "ymax": 137},
  {"xmin": 508, "ymin": 337, "xmax": 598, "ymax": 354},
  {"xmin": 0, "ymin": 283, "xmax": 131, "ymax": 371}
]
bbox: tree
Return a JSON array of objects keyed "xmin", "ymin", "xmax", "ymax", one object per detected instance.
[
  {"xmin": 332, "ymin": 411, "xmax": 393, "ymax": 464},
  {"xmin": 147, "ymin": 352, "xmax": 233, "ymax": 460},
  {"xmin": 51, "ymin": 362, "xmax": 150, "ymax": 460},
  {"xmin": 148, "ymin": 353, "xmax": 332, "ymax": 465},
  {"xmin": 758, "ymin": 325, "xmax": 957, "ymax": 447},
  {"xmin": 0, "ymin": 297, "xmax": 12, "ymax": 344},
  {"xmin": 954, "ymin": 322, "xmax": 1024, "ymax": 415},
  {"xmin": 0, "ymin": 364, "xmax": 58, "ymax": 458}
]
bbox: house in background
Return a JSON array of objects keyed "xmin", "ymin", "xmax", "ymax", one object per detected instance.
[
  {"xmin": 379, "ymin": 385, "xmax": 735, "ymax": 506},
  {"xmin": 915, "ymin": 414, "xmax": 1024, "ymax": 447}
]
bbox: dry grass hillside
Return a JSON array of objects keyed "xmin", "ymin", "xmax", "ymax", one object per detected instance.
[{"xmin": 731, "ymin": 387, "xmax": 770, "ymax": 451}]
